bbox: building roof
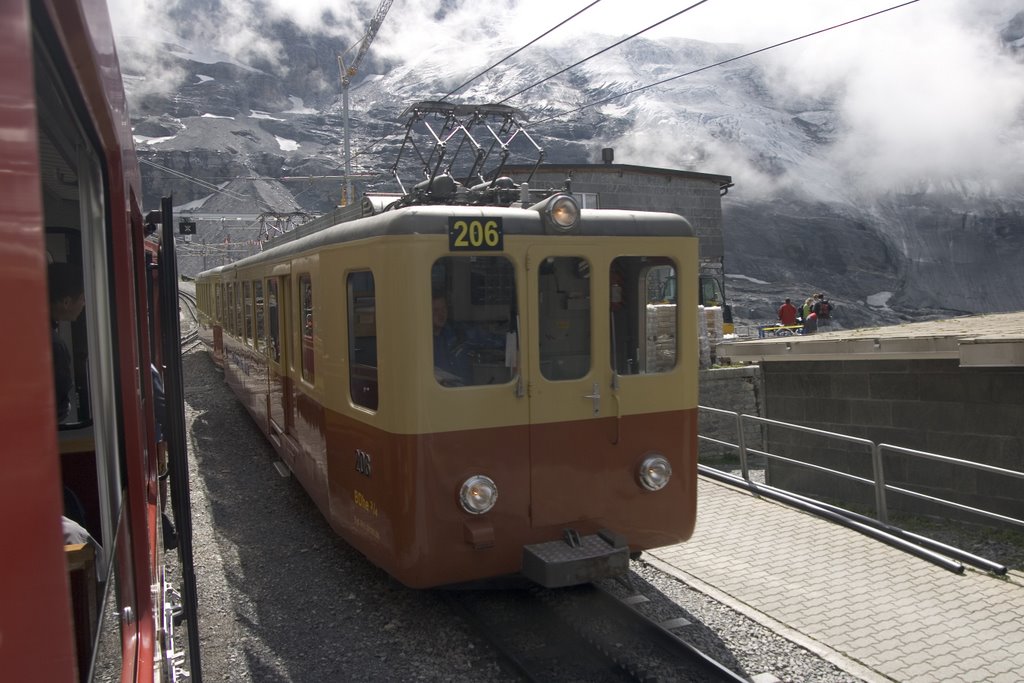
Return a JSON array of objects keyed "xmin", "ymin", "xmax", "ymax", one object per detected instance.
[
  {"xmin": 499, "ymin": 163, "xmax": 733, "ymax": 186},
  {"xmin": 718, "ymin": 311, "xmax": 1024, "ymax": 367}
]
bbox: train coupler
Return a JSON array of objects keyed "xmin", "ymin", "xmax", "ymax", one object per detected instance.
[{"xmin": 522, "ymin": 528, "xmax": 629, "ymax": 588}]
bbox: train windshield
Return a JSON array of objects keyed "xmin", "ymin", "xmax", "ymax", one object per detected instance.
[
  {"xmin": 611, "ymin": 258, "xmax": 677, "ymax": 375},
  {"xmin": 431, "ymin": 256, "xmax": 517, "ymax": 387},
  {"xmin": 537, "ymin": 256, "xmax": 591, "ymax": 381}
]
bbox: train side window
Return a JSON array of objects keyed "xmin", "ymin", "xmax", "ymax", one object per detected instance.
[
  {"xmin": 610, "ymin": 257, "xmax": 677, "ymax": 375},
  {"xmin": 235, "ymin": 283, "xmax": 243, "ymax": 339},
  {"xmin": 267, "ymin": 278, "xmax": 281, "ymax": 363},
  {"xmin": 243, "ymin": 281, "xmax": 253, "ymax": 346},
  {"xmin": 299, "ymin": 274, "xmax": 314, "ymax": 383},
  {"xmin": 225, "ymin": 283, "xmax": 234, "ymax": 335},
  {"xmin": 431, "ymin": 256, "xmax": 516, "ymax": 388},
  {"xmin": 46, "ymin": 248, "xmax": 90, "ymax": 426},
  {"xmin": 254, "ymin": 280, "xmax": 265, "ymax": 353},
  {"xmin": 214, "ymin": 284, "xmax": 222, "ymax": 322},
  {"xmin": 347, "ymin": 271, "xmax": 378, "ymax": 410},
  {"xmin": 537, "ymin": 256, "xmax": 590, "ymax": 381}
]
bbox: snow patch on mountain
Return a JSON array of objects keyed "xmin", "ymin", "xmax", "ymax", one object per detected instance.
[{"xmin": 275, "ymin": 136, "xmax": 299, "ymax": 151}]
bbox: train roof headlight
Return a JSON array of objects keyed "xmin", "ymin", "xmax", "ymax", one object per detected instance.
[
  {"xmin": 459, "ymin": 475, "xmax": 498, "ymax": 514},
  {"xmin": 531, "ymin": 194, "xmax": 580, "ymax": 234},
  {"xmin": 638, "ymin": 454, "xmax": 672, "ymax": 492}
]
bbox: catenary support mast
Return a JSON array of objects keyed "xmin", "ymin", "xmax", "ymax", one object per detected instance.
[{"xmin": 338, "ymin": 0, "xmax": 393, "ymax": 205}]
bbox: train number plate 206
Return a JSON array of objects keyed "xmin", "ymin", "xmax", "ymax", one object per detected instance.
[{"xmin": 448, "ymin": 217, "xmax": 504, "ymax": 251}]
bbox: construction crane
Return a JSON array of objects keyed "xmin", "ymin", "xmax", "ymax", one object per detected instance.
[{"xmin": 337, "ymin": 0, "xmax": 394, "ymax": 206}]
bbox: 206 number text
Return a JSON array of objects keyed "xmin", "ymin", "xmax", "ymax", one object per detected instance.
[{"xmin": 448, "ymin": 217, "xmax": 503, "ymax": 251}]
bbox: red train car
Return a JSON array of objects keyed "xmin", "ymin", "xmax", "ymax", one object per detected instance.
[{"xmin": 0, "ymin": 1, "xmax": 198, "ymax": 681}]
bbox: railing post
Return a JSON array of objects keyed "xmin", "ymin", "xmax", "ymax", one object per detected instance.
[
  {"xmin": 737, "ymin": 412, "xmax": 749, "ymax": 481},
  {"xmin": 871, "ymin": 443, "xmax": 889, "ymax": 525}
]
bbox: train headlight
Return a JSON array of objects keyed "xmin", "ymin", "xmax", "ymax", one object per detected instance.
[
  {"xmin": 531, "ymin": 194, "xmax": 580, "ymax": 234},
  {"xmin": 638, "ymin": 454, "xmax": 672, "ymax": 491},
  {"xmin": 459, "ymin": 475, "xmax": 498, "ymax": 514}
]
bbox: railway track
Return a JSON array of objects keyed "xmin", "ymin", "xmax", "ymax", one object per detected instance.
[
  {"xmin": 178, "ymin": 290, "xmax": 200, "ymax": 351},
  {"xmin": 443, "ymin": 578, "xmax": 750, "ymax": 682}
]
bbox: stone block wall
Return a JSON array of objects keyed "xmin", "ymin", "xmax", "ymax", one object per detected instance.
[
  {"xmin": 698, "ymin": 365, "xmax": 764, "ymax": 461},
  {"xmin": 761, "ymin": 359, "xmax": 1024, "ymax": 524}
]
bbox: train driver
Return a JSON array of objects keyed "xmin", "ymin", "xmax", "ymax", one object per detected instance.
[
  {"xmin": 431, "ymin": 288, "xmax": 507, "ymax": 387},
  {"xmin": 48, "ymin": 262, "xmax": 86, "ymax": 422},
  {"xmin": 432, "ymin": 289, "xmax": 472, "ymax": 385}
]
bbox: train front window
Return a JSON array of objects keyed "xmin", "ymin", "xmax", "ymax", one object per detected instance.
[
  {"xmin": 538, "ymin": 256, "xmax": 591, "ymax": 381},
  {"xmin": 610, "ymin": 258, "xmax": 677, "ymax": 375},
  {"xmin": 430, "ymin": 256, "xmax": 516, "ymax": 388}
]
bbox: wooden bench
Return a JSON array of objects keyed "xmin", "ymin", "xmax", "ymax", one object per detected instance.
[{"xmin": 65, "ymin": 543, "xmax": 97, "ymax": 681}]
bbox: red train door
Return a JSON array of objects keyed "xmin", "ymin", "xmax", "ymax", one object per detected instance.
[{"xmin": 526, "ymin": 249, "xmax": 613, "ymax": 526}]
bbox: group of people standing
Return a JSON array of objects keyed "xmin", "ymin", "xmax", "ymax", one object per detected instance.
[{"xmin": 777, "ymin": 292, "xmax": 834, "ymax": 334}]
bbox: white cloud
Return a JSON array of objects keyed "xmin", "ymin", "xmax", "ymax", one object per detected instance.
[{"xmin": 107, "ymin": 0, "xmax": 1024, "ymax": 197}]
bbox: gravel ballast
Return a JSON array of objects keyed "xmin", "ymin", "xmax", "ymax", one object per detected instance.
[{"xmin": 176, "ymin": 349, "xmax": 874, "ymax": 682}]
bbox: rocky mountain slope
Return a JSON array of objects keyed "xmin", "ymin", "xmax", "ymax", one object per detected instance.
[{"xmin": 117, "ymin": 5, "xmax": 1024, "ymax": 329}]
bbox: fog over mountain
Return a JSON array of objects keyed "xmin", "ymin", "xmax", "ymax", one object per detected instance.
[{"xmin": 111, "ymin": 0, "xmax": 1024, "ymax": 328}]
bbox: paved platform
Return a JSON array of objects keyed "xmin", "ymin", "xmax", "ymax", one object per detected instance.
[{"xmin": 645, "ymin": 477, "xmax": 1024, "ymax": 682}]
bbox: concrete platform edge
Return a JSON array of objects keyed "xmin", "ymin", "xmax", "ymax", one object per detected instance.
[{"xmin": 639, "ymin": 553, "xmax": 894, "ymax": 683}]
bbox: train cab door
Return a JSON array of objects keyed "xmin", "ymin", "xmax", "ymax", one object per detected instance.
[
  {"xmin": 525, "ymin": 249, "xmax": 612, "ymax": 526},
  {"xmin": 267, "ymin": 273, "xmax": 294, "ymax": 456}
]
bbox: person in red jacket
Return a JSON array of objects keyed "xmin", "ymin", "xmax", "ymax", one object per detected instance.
[{"xmin": 778, "ymin": 298, "xmax": 798, "ymax": 326}]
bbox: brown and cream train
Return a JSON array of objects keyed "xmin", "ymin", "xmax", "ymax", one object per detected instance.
[{"xmin": 195, "ymin": 191, "xmax": 699, "ymax": 588}]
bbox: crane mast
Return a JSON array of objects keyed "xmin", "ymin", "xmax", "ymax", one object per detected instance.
[{"xmin": 338, "ymin": 0, "xmax": 394, "ymax": 205}]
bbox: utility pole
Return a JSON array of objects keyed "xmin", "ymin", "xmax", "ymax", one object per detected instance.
[{"xmin": 338, "ymin": 0, "xmax": 393, "ymax": 206}]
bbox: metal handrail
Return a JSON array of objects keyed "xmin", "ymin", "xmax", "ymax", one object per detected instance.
[
  {"xmin": 698, "ymin": 406, "xmax": 1024, "ymax": 567},
  {"xmin": 878, "ymin": 443, "xmax": 1024, "ymax": 529}
]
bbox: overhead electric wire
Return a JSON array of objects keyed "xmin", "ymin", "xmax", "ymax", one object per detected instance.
[
  {"xmin": 531, "ymin": 0, "xmax": 922, "ymax": 125},
  {"xmin": 140, "ymin": 157, "xmax": 277, "ymax": 212},
  {"xmin": 439, "ymin": 0, "xmax": 606, "ymax": 102},
  {"xmin": 350, "ymin": 2, "xmax": 711, "ymax": 167},
  {"xmin": 141, "ymin": 158, "xmax": 244, "ymax": 199},
  {"xmin": 346, "ymin": 4, "xmax": 608, "ymax": 164},
  {"xmin": 497, "ymin": 0, "xmax": 712, "ymax": 104}
]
